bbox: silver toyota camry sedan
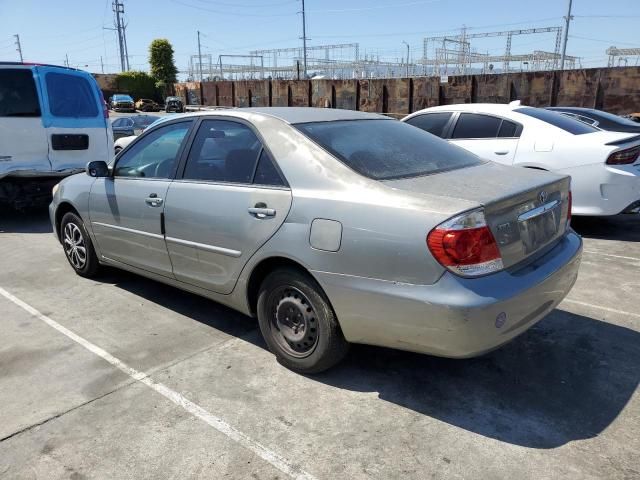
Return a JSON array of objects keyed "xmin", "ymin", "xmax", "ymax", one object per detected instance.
[{"xmin": 50, "ymin": 108, "xmax": 582, "ymax": 373}]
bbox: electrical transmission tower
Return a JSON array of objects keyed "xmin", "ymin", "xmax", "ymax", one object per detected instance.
[{"xmin": 113, "ymin": 0, "xmax": 130, "ymax": 72}]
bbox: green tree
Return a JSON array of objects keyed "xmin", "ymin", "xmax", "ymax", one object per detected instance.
[
  {"xmin": 115, "ymin": 71, "xmax": 158, "ymax": 100},
  {"xmin": 149, "ymin": 39, "xmax": 178, "ymax": 95}
]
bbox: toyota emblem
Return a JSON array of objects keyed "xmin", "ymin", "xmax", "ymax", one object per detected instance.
[{"xmin": 539, "ymin": 191, "xmax": 548, "ymax": 203}]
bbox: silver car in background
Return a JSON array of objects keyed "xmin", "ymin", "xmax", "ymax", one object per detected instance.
[{"xmin": 50, "ymin": 108, "xmax": 582, "ymax": 373}]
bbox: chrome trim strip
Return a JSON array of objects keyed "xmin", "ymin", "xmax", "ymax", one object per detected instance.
[
  {"xmin": 165, "ymin": 236, "xmax": 242, "ymax": 258},
  {"xmin": 518, "ymin": 200, "xmax": 560, "ymax": 222},
  {"xmin": 92, "ymin": 222, "xmax": 165, "ymax": 240}
]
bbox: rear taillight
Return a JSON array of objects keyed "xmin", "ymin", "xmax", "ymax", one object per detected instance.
[
  {"xmin": 606, "ymin": 146, "xmax": 640, "ymax": 165},
  {"xmin": 427, "ymin": 208, "xmax": 503, "ymax": 277},
  {"xmin": 567, "ymin": 191, "xmax": 572, "ymax": 224}
]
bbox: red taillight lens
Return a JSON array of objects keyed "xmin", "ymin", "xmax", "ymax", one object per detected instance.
[
  {"xmin": 427, "ymin": 209, "xmax": 503, "ymax": 277},
  {"xmin": 98, "ymin": 90, "xmax": 109, "ymax": 119},
  {"xmin": 606, "ymin": 146, "xmax": 640, "ymax": 165}
]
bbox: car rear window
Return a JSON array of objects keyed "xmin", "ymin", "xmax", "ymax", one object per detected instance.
[
  {"xmin": 295, "ymin": 119, "xmax": 483, "ymax": 180},
  {"xmin": 515, "ymin": 107, "xmax": 598, "ymax": 135},
  {"xmin": 46, "ymin": 72, "xmax": 98, "ymax": 118},
  {"xmin": 0, "ymin": 69, "xmax": 41, "ymax": 117}
]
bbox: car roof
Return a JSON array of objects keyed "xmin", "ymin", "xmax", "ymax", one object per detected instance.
[
  {"xmin": 546, "ymin": 107, "xmax": 596, "ymax": 113},
  {"xmin": 182, "ymin": 107, "xmax": 389, "ymax": 124}
]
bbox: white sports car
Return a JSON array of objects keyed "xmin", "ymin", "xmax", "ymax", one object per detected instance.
[{"xmin": 403, "ymin": 103, "xmax": 640, "ymax": 216}]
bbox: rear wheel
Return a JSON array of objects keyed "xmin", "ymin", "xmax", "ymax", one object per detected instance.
[
  {"xmin": 60, "ymin": 212, "xmax": 100, "ymax": 278},
  {"xmin": 257, "ymin": 268, "xmax": 349, "ymax": 374}
]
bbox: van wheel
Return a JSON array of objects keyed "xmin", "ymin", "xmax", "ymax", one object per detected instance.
[
  {"xmin": 60, "ymin": 212, "xmax": 100, "ymax": 278},
  {"xmin": 257, "ymin": 268, "xmax": 349, "ymax": 374}
]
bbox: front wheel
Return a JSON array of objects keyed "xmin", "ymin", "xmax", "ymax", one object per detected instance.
[
  {"xmin": 60, "ymin": 212, "xmax": 100, "ymax": 278},
  {"xmin": 257, "ymin": 268, "xmax": 349, "ymax": 374}
]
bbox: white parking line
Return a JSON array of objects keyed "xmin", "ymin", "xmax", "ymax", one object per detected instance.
[
  {"xmin": 0, "ymin": 287, "xmax": 317, "ymax": 480},
  {"xmin": 583, "ymin": 250, "xmax": 640, "ymax": 262},
  {"xmin": 562, "ymin": 298, "xmax": 640, "ymax": 319}
]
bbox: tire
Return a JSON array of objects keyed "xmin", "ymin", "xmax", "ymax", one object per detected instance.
[
  {"xmin": 257, "ymin": 267, "xmax": 349, "ymax": 374},
  {"xmin": 60, "ymin": 212, "xmax": 100, "ymax": 278}
]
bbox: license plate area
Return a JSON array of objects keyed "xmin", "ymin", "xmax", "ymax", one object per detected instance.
[{"xmin": 518, "ymin": 201, "xmax": 561, "ymax": 254}]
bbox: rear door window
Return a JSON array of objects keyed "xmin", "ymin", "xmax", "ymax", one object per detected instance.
[
  {"xmin": 405, "ymin": 113, "xmax": 452, "ymax": 138},
  {"xmin": 452, "ymin": 113, "xmax": 502, "ymax": 139},
  {"xmin": 45, "ymin": 72, "xmax": 98, "ymax": 118},
  {"xmin": 182, "ymin": 120, "xmax": 262, "ymax": 184},
  {"xmin": 498, "ymin": 120, "xmax": 519, "ymax": 137},
  {"xmin": 0, "ymin": 69, "xmax": 41, "ymax": 117}
]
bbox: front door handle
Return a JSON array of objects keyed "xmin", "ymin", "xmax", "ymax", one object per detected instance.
[
  {"xmin": 248, "ymin": 203, "xmax": 276, "ymax": 218},
  {"xmin": 145, "ymin": 195, "xmax": 164, "ymax": 207},
  {"xmin": 494, "ymin": 150, "xmax": 510, "ymax": 155}
]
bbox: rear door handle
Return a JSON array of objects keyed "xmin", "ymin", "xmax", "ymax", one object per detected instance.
[
  {"xmin": 248, "ymin": 207, "xmax": 276, "ymax": 218},
  {"xmin": 494, "ymin": 150, "xmax": 510, "ymax": 155}
]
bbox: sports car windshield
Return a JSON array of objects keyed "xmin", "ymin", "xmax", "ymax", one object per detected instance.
[{"xmin": 296, "ymin": 119, "xmax": 483, "ymax": 180}]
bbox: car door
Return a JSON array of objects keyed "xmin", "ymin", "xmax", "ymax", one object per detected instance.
[
  {"xmin": 0, "ymin": 67, "xmax": 49, "ymax": 175},
  {"xmin": 163, "ymin": 118, "xmax": 292, "ymax": 294},
  {"xmin": 89, "ymin": 120, "xmax": 193, "ymax": 277},
  {"xmin": 35, "ymin": 66, "xmax": 112, "ymax": 170},
  {"xmin": 448, "ymin": 113, "xmax": 521, "ymax": 165}
]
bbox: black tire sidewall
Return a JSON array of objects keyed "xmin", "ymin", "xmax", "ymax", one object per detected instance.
[
  {"xmin": 60, "ymin": 212, "xmax": 99, "ymax": 278},
  {"xmin": 257, "ymin": 268, "xmax": 348, "ymax": 374}
]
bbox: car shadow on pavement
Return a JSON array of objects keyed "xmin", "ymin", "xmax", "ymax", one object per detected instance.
[
  {"xmin": 310, "ymin": 308, "xmax": 640, "ymax": 450},
  {"xmin": 100, "ymin": 267, "xmax": 263, "ymax": 346},
  {"xmin": 571, "ymin": 215, "xmax": 640, "ymax": 242},
  {"xmin": 0, "ymin": 206, "xmax": 53, "ymax": 234}
]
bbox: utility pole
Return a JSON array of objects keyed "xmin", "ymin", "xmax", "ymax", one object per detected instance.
[
  {"xmin": 197, "ymin": 30, "xmax": 203, "ymax": 81},
  {"xmin": 560, "ymin": 0, "xmax": 573, "ymax": 70},
  {"xmin": 65, "ymin": 54, "xmax": 69, "ymax": 68},
  {"xmin": 100, "ymin": 56, "xmax": 104, "ymax": 73},
  {"xmin": 112, "ymin": 0, "xmax": 129, "ymax": 72},
  {"xmin": 300, "ymin": 0, "xmax": 308, "ymax": 78},
  {"xmin": 14, "ymin": 34, "xmax": 23, "ymax": 62},
  {"xmin": 402, "ymin": 41, "xmax": 410, "ymax": 77}
]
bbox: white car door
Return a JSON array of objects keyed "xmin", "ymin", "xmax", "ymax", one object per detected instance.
[
  {"xmin": 448, "ymin": 112, "xmax": 521, "ymax": 165},
  {"xmin": 35, "ymin": 66, "xmax": 112, "ymax": 173}
]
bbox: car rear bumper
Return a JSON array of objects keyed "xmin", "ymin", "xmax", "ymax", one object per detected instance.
[
  {"xmin": 564, "ymin": 163, "xmax": 640, "ymax": 216},
  {"xmin": 313, "ymin": 230, "xmax": 582, "ymax": 358}
]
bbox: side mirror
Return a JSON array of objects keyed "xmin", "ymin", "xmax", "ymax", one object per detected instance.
[{"xmin": 87, "ymin": 160, "xmax": 110, "ymax": 178}]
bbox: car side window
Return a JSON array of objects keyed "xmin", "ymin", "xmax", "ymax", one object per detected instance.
[
  {"xmin": 452, "ymin": 113, "xmax": 502, "ymax": 139},
  {"xmin": 112, "ymin": 118, "xmax": 124, "ymax": 128},
  {"xmin": 114, "ymin": 122, "xmax": 191, "ymax": 179},
  {"xmin": 183, "ymin": 120, "xmax": 262, "ymax": 184},
  {"xmin": 497, "ymin": 120, "xmax": 519, "ymax": 138},
  {"xmin": 405, "ymin": 113, "xmax": 452, "ymax": 138},
  {"xmin": 253, "ymin": 150, "xmax": 286, "ymax": 187}
]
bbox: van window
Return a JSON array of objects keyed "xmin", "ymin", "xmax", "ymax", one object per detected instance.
[
  {"xmin": 0, "ymin": 69, "xmax": 41, "ymax": 117},
  {"xmin": 45, "ymin": 72, "xmax": 98, "ymax": 118}
]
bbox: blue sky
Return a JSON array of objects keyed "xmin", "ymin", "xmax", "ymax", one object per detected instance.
[{"xmin": 0, "ymin": 0, "xmax": 638, "ymax": 76}]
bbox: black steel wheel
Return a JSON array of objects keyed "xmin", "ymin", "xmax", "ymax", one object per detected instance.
[
  {"xmin": 60, "ymin": 212, "xmax": 100, "ymax": 278},
  {"xmin": 257, "ymin": 267, "xmax": 349, "ymax": 373}
]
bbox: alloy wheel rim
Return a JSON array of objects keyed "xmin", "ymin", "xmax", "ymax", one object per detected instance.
[
  {"xmin": 63, "ymin": 223, "xmax": 87, "ymax": 270},
  {"xmin": 268, "ymin": 286, "xmax": 319, "ymax": 358}
]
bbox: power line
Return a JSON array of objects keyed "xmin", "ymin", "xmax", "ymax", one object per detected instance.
[{"xmin": 169, "ymin": 0, "xmax": 296, "ymax": 17}]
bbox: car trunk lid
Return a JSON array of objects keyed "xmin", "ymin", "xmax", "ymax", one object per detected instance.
[{"xmin": 383, "ymin": 162, "xmax": 571, "ymax": 269}]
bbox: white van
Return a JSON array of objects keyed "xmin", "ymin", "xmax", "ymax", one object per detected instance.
[{"xmin": 0, "ymin": 63, "xmax": 113, "ymax": 208}]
